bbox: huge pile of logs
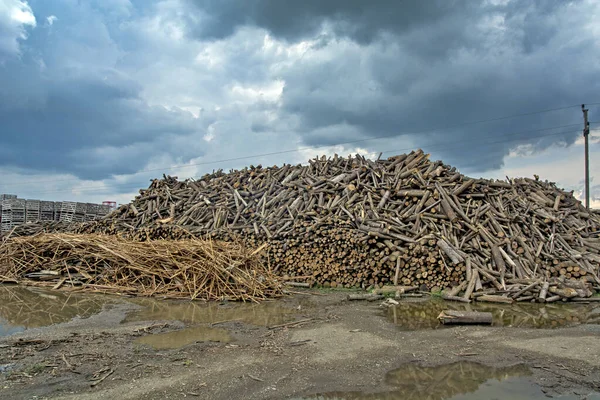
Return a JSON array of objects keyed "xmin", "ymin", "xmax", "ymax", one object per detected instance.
[{"xmin": 5, "ymin": 150, "xmax": 600, "ymax": 302}]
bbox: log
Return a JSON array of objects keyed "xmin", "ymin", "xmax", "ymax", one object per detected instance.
[
  {"xmin": 452, "ymin": 179, "xmax": 475, "ymax": 196},
  {"xmin": 463, "ymin": 270, "xmax": 478, "ymax": 301},
  {"xmin": 538, "ymin": 281, "xmax": 550, "ymax": 302},
  {"xmin": 491, "ymin": 245, "xmax": 506, "ymax": 287},
  {"xmin": 553, "ymin": 194, "xmax": 562, "ymax": 211},
  {"xmin": 572, "ymin": 297, "xmax": 600, "ymax": 302},
  {"xmin": 285, "ymin": 282, "xmax": 311, "ymax": 288},
  {"xmin": 437, "ymin": 310, "xmax": 493, "ymax": 325},
  {"xmin": 510, "ymin": 280, "xmax": 540, "ymax": 299},
  {"xmin": 393, "ymin": 257, "xmax": 401, "ymax": 286},
  {"xmin": 477, "ymin": 295, "xmax": 514, "ymax": 304},
  {"xmin": 544, "ymin": 295, "xmax": 562, "ymax": 303},
  {"xmin": 548, "ymin": 287, "xmax": 578, "ymax": 299},
  {"xmin": 444, "ymin": 281, "xmax": 468, "ymax": 297},
  {"xmin": 440, "ymin": 198, "xmax": 458, "ymax": 222},
  {"xmin": 372, "ymin": 285, "xmax": 418, "ymax": 295},
  {"xmin": 347, "ymin": 294, "xmax": 384, "ymax": 301},
  {"xmin": 437, "ymin": 239, "xmax": 464, "ymax": 265},
  {"xmin": 442, "ymin": 294, "xmax": 471, "ymax": 303}
]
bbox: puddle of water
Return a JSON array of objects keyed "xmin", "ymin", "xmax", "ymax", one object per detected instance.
[
  {"xmin": 0, "ymin": 286, "xmax": 115, "ymax": 336},
  {"xmin": 299, "ymin": 362, "xmax": 600, "ymax": 400},
  {"xmin": 123, "ymin": 297, "xmax": 298, "ymax": 327},
  {"xmin": 385, "ymin": 298, "xmax": 600, "ymax": 330},
  {"xmin": 124, "ymin": 295, "xmax": 302, "ymax": 350},
  {"xmin": 135, "ymin": 326, "xmax": 232, "ymax": 349},
  {"xmin": 0, "ymin": 284, "xmax": 300, "ymax": 340}
]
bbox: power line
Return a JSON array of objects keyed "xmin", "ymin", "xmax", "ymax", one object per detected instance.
[
  {"xmin": 8, "ymin": 127, "xmax": 590, "ymax": 196},
  {"xmin": 0, "ymin": 104, "xmax": 593, "ymax": 189},
  {"xmin": 17, "ymin": 127, "xmax": 592, "ymax": 197}
]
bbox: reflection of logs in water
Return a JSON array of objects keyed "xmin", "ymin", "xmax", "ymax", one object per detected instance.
[
  {"xmin": 383, "ymin": 362, "xmax": 530, "ymax": 400},
  {"xmin": 0, "ymin": 286, "xmax": 300, "ymax": 330},
  {"xmin": 386, "ymin": 299, "xmax": 600, "ymax": 330},
  {"xmin": 0, "ymin": 286, "xmax": 112, "ymax": 328},
  {"xmin": 123, "ymin": 298, "xmax": 299, "ymax": 327},
  {"xmin": 309, "ymin": 362, "xmax": 531, "ymax": 400}
]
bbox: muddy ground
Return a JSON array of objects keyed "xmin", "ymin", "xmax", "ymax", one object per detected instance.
[{"xmin": 1, "ymin": 289, "xmax": 599, "ymax": 400}]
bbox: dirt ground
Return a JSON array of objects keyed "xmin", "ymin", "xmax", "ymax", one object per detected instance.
[{"xmin": 1, "ymin": 290, "xmax": 599, "ymax": 400}]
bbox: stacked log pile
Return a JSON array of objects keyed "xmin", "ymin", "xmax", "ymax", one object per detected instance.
[{"xmin": 5, "ymin": 150, "xmax": 600, "ymax": 302}]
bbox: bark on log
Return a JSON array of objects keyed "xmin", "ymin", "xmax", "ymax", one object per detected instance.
[
  {"xmin": 437, "ymin": 239, "xmax": 464, "ymax": 265},
  {"xmin": 477, "ymin": 295, "xmax": 514, "ymax": 304},
  {"xmin": 463, "ymin": 270, "xmax": 478, "ymax": 301},
  {"xmin": 444, "ymin": 280, "xmax": 468, "ymax": 297},
  {"xmin": 442, "ymin": 294, "xmax": 471, "ymax": 303},
  {"xmin": 491, "ymin": 245, "xmax": 507, "ymax": 287},
  {"xmin": 538, "ymin": 281, "xmax": 550, "ymax": 303},
  {"xmin": 347, "ymin": 294, "xmax": 384, "ymax": 301},
  {"xmin": 549, "ymin": 287, "xmax": 578, "ymax": 299},
  {"xmin": 372, "ymin": 285, "xmax": 418, "ymax": 295},
  {"xmin": 285, "ymin": 282, "xmax": 311, "ymax": 288}
]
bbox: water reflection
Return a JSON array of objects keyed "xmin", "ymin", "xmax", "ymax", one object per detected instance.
[
  {"xmin": 306, "ymin": 376, "xmax": 596, "ymax": 400},
  {"xmin": 0, "ymin": 285, "xmax": 300, "ymax": 337},
  {"xmin": 304, "ymin": 362, "xmax": 534, "ymax": 400},
  {"xmin": 385, "ymin": 298, "xmax": 600, "ymax": 330},
  {"xmin": 124, "ymin": 297, "xmax": 298, "ymax": 327},
  {"xmin": 0, "ymin": 286, "xmax": 113, "ymax": 335}
]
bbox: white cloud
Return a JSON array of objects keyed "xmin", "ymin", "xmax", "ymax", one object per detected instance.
[
  {"xmin": 229, "ymin": 80, "xmax": 284, "ymax": 103},
  {"xmin": 8, "ymin": 1, "xmax": 34, "ymax": 25},
  {"xmin": 0, "ymin": 0, "xmax": 36, "ymax": 60},
  {"xmin": 46, "ymin": 15, "xmax": 57, "ymax": 26}
]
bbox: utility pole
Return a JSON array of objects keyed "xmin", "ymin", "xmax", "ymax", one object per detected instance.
[{"xmin": 582, "ymin": 104, "xmax": 590, "ymax": 210}]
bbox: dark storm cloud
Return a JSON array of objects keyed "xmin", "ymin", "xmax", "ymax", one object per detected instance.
[
  {"xmin": 186, "ymin": 0, "xmax": 481, "ymax": 44},
  {"xmin": 1, "ymin": 0, "xmax": 599, "ymax": 194},
  {"xmin": 0, "ymin": 0, "xmax": 204, "ymax": 181},
  {"xmin": 185, "ymin": 0, "xmax": 572, "ymax": 55},
  {"xmin": 0, "ymin": 58, "xmax": 201, "ymax": 180},
  {"xmin": 185, "ymin": 0, "xmax": 598, "ymax": 172}
]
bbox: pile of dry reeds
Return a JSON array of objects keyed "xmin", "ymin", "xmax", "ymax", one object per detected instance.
[{"xmin": 0, "ymin": 233, "xmax": 282, "ymax": 301}]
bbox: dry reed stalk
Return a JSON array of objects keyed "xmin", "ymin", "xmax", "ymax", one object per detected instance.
[{"xmin": 0, "ymin": 233, "xmax": 283, "ymax": 301}]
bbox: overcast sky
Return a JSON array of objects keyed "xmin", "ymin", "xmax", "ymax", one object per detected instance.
[{"xmin": 1, "ymin": 0, "xmax": 599, "ymax": 206}]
